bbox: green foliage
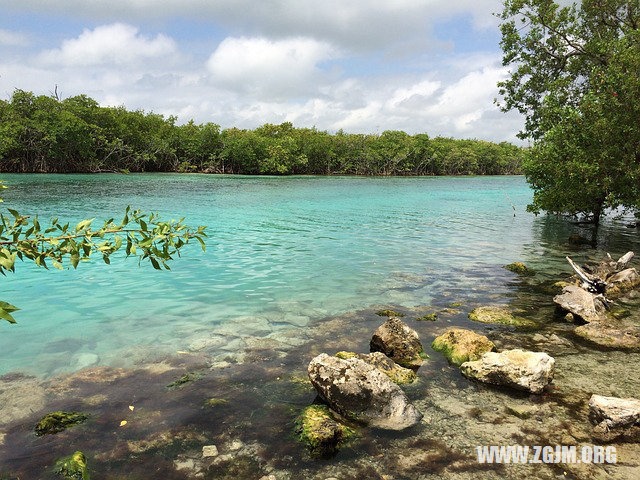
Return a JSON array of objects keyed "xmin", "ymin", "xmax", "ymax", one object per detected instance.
[
  {"xmin": 0, "ymin": 90, "xmax": 524, "ymax": 176},
  {"xmin": 498, "ymin": 0, "xmax": 640, "ymax": 222}
]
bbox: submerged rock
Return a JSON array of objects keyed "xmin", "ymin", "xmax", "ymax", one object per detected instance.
[
  {"xmin": 202, "ymin": 445, "xmax": 219, "ymax": 458},
  {"xmin": 416, "ymin": 313, "xmax": 438, "ymax": 321},
  {"xmin": 460, "ymin": 349, "xmax": 555, "ymax": 394},
  {"xmin": 35, "ymin": 411, "xmax": 88, "ymax": 436},
  {"xmin": 431, "ymin": 328, "xmax": 496, "ymax": 366},
  {"xmin": 307, "ymin": 353, "xmax": 423, "ymax": 430},
  {"xmin": 605, "ymin": 268, "xmax": 640, "ymax": 298},
  {"xmin": 503, "ymin": 262, "xmax": 534, "ymax": 276},
  {"xmin": 375, "ymin": 309, "xmax": 404, "ymax": 318},
  {"xmin": 370, "ymin": 317, "xmax": 426, "ymax": 368},
  {"xmin": 589, "ymin": 394, "xmax": 640, "ymax": 442},
  {"xmin": 553, "ymin": 285, "xmax": 607, "ymax": 323},
  {"xmin": 468, "ymin": 306, "xmax": 535, "ymax": 327},
  {"xmin": 574, "ymin": 323, "xmax": 640, "ymax": 350},
  {"xmin": 54, "ymin": 451, "xmax": 89, "ymax": 480},
  {"xmin": 295, "ymin": 404, "xmax": 355, "ymax": 455},
  {"xmin": 335, "ymin": 351, "xmax": 416, "ymax": 384}
]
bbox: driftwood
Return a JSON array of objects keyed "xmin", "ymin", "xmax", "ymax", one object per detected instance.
[
  {"xmin": 566, "ymin": 256, "xmax": 608, "ymax": 294},
  {"xmin": 616, "ymin": 251, "xmax": 634, "ymax": 270}
]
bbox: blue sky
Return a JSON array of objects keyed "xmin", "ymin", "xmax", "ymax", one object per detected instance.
[{"xmin": 0, "ymin": 0, "xmax": 523, "ymax": 142}]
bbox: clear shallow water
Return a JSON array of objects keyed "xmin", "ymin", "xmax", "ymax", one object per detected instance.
[{"xmin": 0, "ymin": 174, "xmax": 637, "ymax": 376}]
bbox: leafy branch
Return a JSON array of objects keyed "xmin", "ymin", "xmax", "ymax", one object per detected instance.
[{"xmin": 0, "ymin": 194, "xmax": 207, "ymax": 324}]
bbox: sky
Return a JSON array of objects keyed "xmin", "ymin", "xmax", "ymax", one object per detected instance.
[{"xmin": 0, "ymin": 0, "xmax": 524, "ymax": 142}]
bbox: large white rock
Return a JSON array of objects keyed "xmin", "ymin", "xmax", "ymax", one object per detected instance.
[
  {"xmin": 460, "ymin": 349, "xmax": 555, "ymax": 394},
  {"xmin": 553, "ymin": 285, "xmax": 607, "ymax": 323},
  {"xmin": 589, "ymin": 394, "xmax": 640, "ymax": 442},
  {"xmin": 307, "ymin": 353, "xmax": 423, "ymax": 430}
]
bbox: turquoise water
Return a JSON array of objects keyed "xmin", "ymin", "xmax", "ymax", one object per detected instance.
[{"xmin": 0, "ymin": 174, "xmax": 634, "ymax": 376}]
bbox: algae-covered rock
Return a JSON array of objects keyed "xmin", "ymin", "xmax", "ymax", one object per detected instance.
[
  {"xmin": 370, "ymin": 317, "xmax": 426, "ymax": 368},
  {"xmin": 295, "ymin": 404, "xmax": 355, "ymax": 455},
  {"xmin": 553, "ymin": 285, "xmax": 607, "ymax": 323},
  {"xmin": 503, "ymin": 262, "xmax": 534, "ymax": 276},
  {"xmin": 605, "ymin": 268, "xmax": 640, "ymax": 298},
  {"xmin": 375, "ymin": 309, "xmax": 404, "ymax": 318},
  {"xmin": 54, "ymin": 451, "xmax": 89, "ymax": 480},
  {"xmin": 589, "ymin": 394, "xmax": 640, "ymax": 442},
  {"xmin": 460, "ymin": 349, "xmax": 555, "ymax": 394},
  {"xmin": 166, "ymin": 371, "xmax": 204, "ymax": 389},
  {"xmin": 308, "ymin": 353, "xmax": 422, "ymax": 430},
  {"xmin": 335, "ymin": 351, "xmax": 416, "ymax": 384},
  {"xmin": 35, "ymin": 411, "xmax": 88, "ymax": 436},
  {"xmin": 416, "ymin": 313, "xmax": 438, "ymax": 322},
  {"xmin": 431, "ymin": 328, "xmax": 496, "ymax": 366},
  {"xmin": 574, "ymin": 323, "xmax": 640, "ymax": 350},
  {"xmin": 468, "ymin": 306, "xmax": 535, "ymax": 327},
  {"xmin": 204, "ymin": 398, "xmax": 229, "ymax": 408}
]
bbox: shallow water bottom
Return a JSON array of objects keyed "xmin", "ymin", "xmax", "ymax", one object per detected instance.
[{"xmin": 2, "ymin": 277, "xmax": 640, "ymax": 480}]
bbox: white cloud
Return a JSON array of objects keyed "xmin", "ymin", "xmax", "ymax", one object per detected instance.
[
  {"xmin": 207, "ymin": 37, "xmax": 338, "ymax": 98},
  {"xmin": 0, "ymin": 28, "xmax": 29, "ymax": 46},
  {"xmin": 37, "ymin": 23, "xmax": 177, "ymax": 66}
]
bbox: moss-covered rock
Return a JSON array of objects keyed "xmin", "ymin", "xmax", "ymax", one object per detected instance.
[
  {"xmin": 35, "ymin": 411, "xmax": 88, "ymax": 436},
  {"xmin": 574, "ymin": 323, "xmax": 640, "ymax": 350},
  {"xmin": 605, "ymin": 268, "xmax": 640, "ymax": 298},
  {"xmin": 416, "ymin": 313, "xmax": 438, "ymax": 322},
  {"xmin": 166, "ymin": 371, "xmax": 204, "ymax": 389},
  {"xmin": 335, "ymin": 352, "xmax": 416, "ymax": 384},
  {"xmin": 295, "ymin": 405, "xmax": 355, "ymax": 455},
  {"xmin": 503, "ymin": 262, "xmax": 534, "ymax": 276},
  {"xmin": 468, "ymin": 306, "xmax": 535, "ymax": 327},
  {"xmin": 370, "ymin": 317, "xmax": 426, "ymax": 368},
  {"xmin": 375, "ymin": 309, "xmax": 404, "ymax": 318},
  {"xmin": 54, "ymin": 451, "xmax": 89, "ymax": 480},
  {"xmin": 431, "ymin": 328, "xmax": 496, "ymax": 366},
  {"xmin": 203, "ymin": 398, "xmax": 228, "ymax": 408}
]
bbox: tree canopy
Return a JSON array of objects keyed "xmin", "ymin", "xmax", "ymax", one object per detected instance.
[
  {"xmin": 0, "ymin": 90, "xmax": 523, "ymax": 177},
  {"xmin": 498, "ymin": 0, "xmax": 640, "ymax": 225}
]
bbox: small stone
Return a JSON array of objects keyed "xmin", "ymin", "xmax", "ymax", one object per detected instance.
[
  {"xmin": 564, "ymin": 312, "xmax": 575, "ymax": 323},
  {"xmin": 229, "ymin": 439, "xmax": 244, "ymax": 451},
  {"xmin": 0, "ymin": 432, "xmax": 5, "ymax": 446},
  {"xmin": 503, "ymin": 262, "xmax": 534, "ymax": 275},
  {"xmin": 416, "ymin": 313, "xmax": 438, "ymax": 322},
  {"xmin": 202, "ymin": 445, "xmax": 218, "ymax": 458},
  {"xmin": 505, "ymin": 405, "xmax": 537, "ymax": 419}
]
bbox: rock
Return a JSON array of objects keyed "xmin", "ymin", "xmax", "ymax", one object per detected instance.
[
  {"xmin": 0, "ymin": 432, "xmax": 5, "ymax": 446},
  {"xmin": 468, "ymin": 306, "xmax": 535, "ymax": 327},
  {"xmin": 335, "ymin": 351, "xmax": 416, "ymax": 384},
  {"xmin": 553, "ymin": 285, "xmax": 607, "ymax": 323},
  {"xmin": 460, "ymin": 349, "xmax": 555, "ymax": 394},
  {"xmin": 295, "ymin": 404, "xmax": 355, "ymax": 455},
  {"xmin": 574, "ymin": 323, "xmax": 640, "ymax": 350},
  {"xmin": 35, "ymin": 411, "xmax": 88, "ymax": 436},
  {"xmin": 71, "ymin": 353, "xmax": 99, "ymax": 370},
  {"xmin": 431, "ymin": 328, "xmax": 496, "ymax": 366},
  {"xmin": 202, "ymin": 445, "xmax": 219, "ymax": 458},
  {"xmin": 503, "ymin": 262, "xmax": 534, "ymax": 276},
  {"xmin": 568, "ymin": 234, "xmax": 591, "ymax": 245},
  {"xmin": 0, "ymin": 373, "xmax": 47, "ymax": 427},
  {"xmin": 203, "ymin": 398, "xmax": 229, "ymax": 408},
  {"xmin": 589, "ymin": 395, "xmax": 640, "ymax": 442},
  {"xmin": 54, "ymin": 451, "xmax": 89, "ymax": 480},
  {"xmin": 370, "ymin": 317, "xmax": 426, "ymax": 368},
  {"xmin": 416, "ymin": 313, "xmax": 438, "ymax": 321},
  {"xmin": 606, "ymin": 268, "xmax": 640, "ymax": 298},
  {"xmin": 375, "ymin": 309, "xmax": 404, "ymax": 318},
  {"xmin": 228, "ymin": 439, "xmax": 244, "ymax": 451},
  {"xmin": 308, "ymin": 353, "xmax": 423, "ymax": 430},
  {"xmin": 505, "ymin": 404, "xmax": 537, "ymax": 419}
]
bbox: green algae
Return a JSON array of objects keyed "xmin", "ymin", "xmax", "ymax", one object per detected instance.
[
  {"xmin": 35, "ymin": 412, "xmax": 88, "ymax": 436},
  {"xmin": 295, "ymin": 404, "xmax": 355, "ymax": 456},
  {"xmin": 375, "ymin": 309, "xmax": 404, "ymax": 318},
  {"xmin": 416, "ymin": 313, "xmax": 438, "ymax": 322},
  {"xmin": 166, "ymin": 371, "xmax": 204, "ymax": 389},
  {"xmin": 431, "ymin": 329, "xmax": 495, "ymax": 366},
  {"xmin": 503, "ymin": 262, "xmax": 534, "ymax": 276},
  {"xmin": 203, "ymin": 398, "xmax": 229, "ymax": 408},
  {"xmin": 468, "ymin": 306, "xmax": 536, "ymax": 327},
  {"xmin": 334, "ymin": 352, "xmax": 416, "ymax": 384},
  {"xmin": 54, "ymin": 451, "xmax": 89, "ymax": 480}
]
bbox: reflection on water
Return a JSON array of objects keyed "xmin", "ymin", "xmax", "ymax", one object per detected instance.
[{"xmin": 0, "ymin": 174, "xmax": 639, "ymax": 478}]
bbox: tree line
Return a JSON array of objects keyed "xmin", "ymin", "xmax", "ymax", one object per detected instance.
[{"xmin": 0, "ymin": 90, "xmax": 523, "ymax": 176}]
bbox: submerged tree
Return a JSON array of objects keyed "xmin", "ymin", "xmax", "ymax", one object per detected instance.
[
  {"xmin": 498, "ymin": 0, "xmax": 640, "ymax": 228},
  {"xmin": 0, "ymin": 181, "xmax": 207, "ymax": 324}
]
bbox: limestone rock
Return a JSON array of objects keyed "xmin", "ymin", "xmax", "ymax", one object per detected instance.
[
  {"xmin": 460, "ymin": 349, "xmax": 555, "ymax": 394},
  {"xmin": 553, "ymin": 285, "xmax": 607, "ymax": 323},
  {"xmin": 202, "ymin": 445, "xmax": 218, "ymax": 458},
  {"xmin": 503, "ymin": 262, "xmax": 534, "ymax": 276},
  {"xmin": 308, "ymin": 353, "xmax": 422, "ymax": 430},
  {"xmin": 589, "ymin": 395, "xmax": 640, "ymax": 442},
  {"xmin": 295, "ymin": 404, "xmax": 355, "ymax": 455},
  {"xmin": 574, "ymin": 323, "xmax": 640, "ymax": 350},
  {"xmin": 468, "ymin": 306, "xmax": 535, "ymax": 327},
  {"xmin": 370, "ymin": 317, "xmax": 426, "ymax": 368},
  {"xmin": 431, "ymin": 328, "xmax": 496, "ymax": 366},
  {"xmin": 606, "ymin": 268, "xmax": 640, "ymax": 298},
  {"xmin": 335, "ymin": 351, "xmax": 416, "ymax": 384},
  {"xmin": 54, "ymin": 451, "xmax": 89, "ymax": 480}
]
